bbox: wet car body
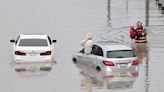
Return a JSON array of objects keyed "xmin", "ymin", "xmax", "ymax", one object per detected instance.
[
  {"xmin": 73, "ymin": 41, "xmax": 139, "ymax": 73},
  {"xmin": 10, "ymin": 34, "xmax": 57, "ymax": 72}
]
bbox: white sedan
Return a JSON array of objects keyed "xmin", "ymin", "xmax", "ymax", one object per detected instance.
[
  {"xmin": 72, "ymin": 41, "xmax": 139, "ymax": 72},
  {"xmin": 10, "ymin": 34, "xmax": 57, "ymax": 72}
]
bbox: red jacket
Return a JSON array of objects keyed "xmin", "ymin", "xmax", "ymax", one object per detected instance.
[
  {"xmin": 130, "ymin": 30, "xmax": 137, "ymax": 39},
  {"xmin": 136, "ymin": 26, "xmax": 143, "ymax": 32}
]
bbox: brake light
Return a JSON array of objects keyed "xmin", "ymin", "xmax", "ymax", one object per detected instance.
[
  {"xmin": 131, "ymin": 72, "xmax": 139, "ymax": 77},
  {"xmin": 15, "ymin": 51, "xmax": 26, "ymax": 56},
  {"xmin": 132, "ymin": 60, "xmax": 139, "ymax": 65},
  {"xmin": 103, "ymin": 60, "xmax": 114, "ymax": 66},
  {"xmin": 40, "ymin": 51, "xmax": 51, "ymax": 56}
]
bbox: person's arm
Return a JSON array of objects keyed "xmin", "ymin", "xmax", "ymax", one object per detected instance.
[
  {"xmin": 143, "ymin": 29, "xmax": 147, "ymax": 36},
  {"xmin": 80, "ymin": 39, "xmax": 87, "ymax": 47}
]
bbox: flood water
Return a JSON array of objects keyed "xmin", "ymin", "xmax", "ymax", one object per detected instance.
[{"xmin": 0, "ymin": 0, "xmax": 164, "ymax": 92}]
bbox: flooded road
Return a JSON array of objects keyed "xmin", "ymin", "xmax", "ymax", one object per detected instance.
[{"xmin": 0, "ymin": 0, "xmax": 164, "ymax": 92}]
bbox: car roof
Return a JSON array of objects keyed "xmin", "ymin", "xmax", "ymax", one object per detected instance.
[
  {"xmin": 19, "ymin": 34, "xmax": 48, "ymax": 39},
  {"xmin": 94, "ymin": 41, "xmax": 132, "ymax": 51}
]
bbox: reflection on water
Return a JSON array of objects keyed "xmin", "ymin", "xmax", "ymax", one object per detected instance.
[
  {"xmin": 145, "ymin": 54, "xmax": 150, "ymax": 92},
  {"xmin": 15, "ymin": 70, "xmax": 49, "ymax": 77},
  {"xmin": 11, "ymin": 62, "xmax": 56, "ymax": 77},
  {"xmin": 75, "ymin": 61, "xmax": 139, "ymax": 92},
  {"xmin": 132, "ymin": 43, "xmax": 150, "ymax": 92},
  {"xmin": 81, "ymin": 72, "xmax": 93, "ymax": 92},
  {"xmin": 100, "ymin": 69, "xmax": 139, "ymax": 90},
  {"xmin": 132, "ymin": 43, "xmax": 149, "ymax": 63},
  {"xmin": 106, "ymin": 72, "xmax": 138, "ymax": 89}
]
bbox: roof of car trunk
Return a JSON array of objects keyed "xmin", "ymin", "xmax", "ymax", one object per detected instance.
[
  {"xmin": 95, "ymin": 41, "xmax": 132, "ymax": 51},
  {"xmin": 19, "ymin": 34, "xmax": 48, "ymax": 39}
]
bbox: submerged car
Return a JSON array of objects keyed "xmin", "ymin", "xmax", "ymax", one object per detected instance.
[
  {"xmin": 10, "ymin": 34, "xmax": 57, "ymax": 72},
  {"xmin": 72, "ymin": 41, "xmax": 139, "ymax": 72}
]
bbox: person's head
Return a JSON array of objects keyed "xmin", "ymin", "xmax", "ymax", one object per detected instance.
[
  {"xmin": 137, "ymin": 21, "xmax": 142, "ymax": 28},
  {"xmin": 86, "ymin": 33, "xmax": 92, "ymax": 40}
]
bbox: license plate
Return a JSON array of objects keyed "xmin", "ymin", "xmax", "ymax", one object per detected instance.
[
  {"xmin": 117, "ymin": 63, "xmax": 127, "ymax": 68},
  {"xmin": 29, "ymin": 66, "xmax": 38, "ymax": 71},
  {"xmin": 119, "ymin": 72, "xmax": 129, "ymax": 77},
  {"xmin": 30, "ymin": 53, "xmax": 37, "ymax": 56},
  {"xmin": 29, "ymin": 51, "xmax": 37, "ymax": 56}
]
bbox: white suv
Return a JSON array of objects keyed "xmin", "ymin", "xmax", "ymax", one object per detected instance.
[
  {"xmin": 73, "ymin": 41, "xmax": 139, "ymax": 72},
  {"xmin": 10, "ymin": 34, "xmax": 57, "ymax": 72}
]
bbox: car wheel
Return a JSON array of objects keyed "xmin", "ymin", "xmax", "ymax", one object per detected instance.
[{"xmin": 96, "ymin": 66, "xmax": 101, "ymax": 72}]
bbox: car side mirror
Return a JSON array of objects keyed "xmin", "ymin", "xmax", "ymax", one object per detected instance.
[
  {"xmin": 10, "ymin": 39, "xmax": 15, "ymax": 43},
  {"xmin": 52, "ymin": 40, "xmax": 57, "ymax": 43}
]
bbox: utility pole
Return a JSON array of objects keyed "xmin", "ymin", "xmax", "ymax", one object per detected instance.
[
  {"xmin": 126, "ymin": 0, "xmax": 128, "ymax": 13},
  {"xmin": 107, "ymin": 0, "xmax": 111, "ymax": 26},
  {"xmin": 145, "ymin": 0, "xmax": 149, "ymax": 26},
  {"xmin": 145, "ymin": 52, "xmax": 150, "ymax": 92}
]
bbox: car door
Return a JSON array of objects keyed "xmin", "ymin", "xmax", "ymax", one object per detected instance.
[
  {"xmin": 76, "ymin": 49, "xmax": 90, "ymax": 64},
  {"xmin": 76, "ymin": 45, "xmax": 103, "ymax": 66},
  {"xmin": 75, "ymin": 46, "xmax": 96, "ymax": 66},
  {"xmin": 90, "ymin": 45, "xmax": 104, "ymax": 68}
]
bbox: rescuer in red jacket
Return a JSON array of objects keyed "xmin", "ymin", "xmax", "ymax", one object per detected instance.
[{"xmin": 129, "ymin": 26, "xmax": 137, "ymax": 39}]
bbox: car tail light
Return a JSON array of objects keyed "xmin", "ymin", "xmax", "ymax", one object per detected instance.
[
  {"xmin": 103, "ymin": 60, "xmax": 115, "ymax": 66},
  {"xmin": 40, "ymin": 51, "xmax": 51, "ymax": 56},
  {"xmin": 132, "ymin": 60, "xmax": 139, "ymax": 65},
  {"xmin": 131, "ymin": 72, "xmax": 139, "ymax": 77},
  {"xmin": 15, "ymin": 51, "xmax": 26, "ymax": 56}
]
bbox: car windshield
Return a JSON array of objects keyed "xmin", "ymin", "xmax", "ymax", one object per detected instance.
[
  {"xmin": 107, "ymin": 50, "xmax": 135, "ymax": 58},
  {"xmin": 19, "ymin": 39, "xmax": 48, "ymax": 46}
]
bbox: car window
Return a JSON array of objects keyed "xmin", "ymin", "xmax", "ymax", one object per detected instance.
[
  {"xmin": 91, "ymin": 45, "xmax": 103, "ymax": 56},
  {"xmin": 79, "ymin": 48, "xmax": 84, "ymax": 53},
  {"xmin": 18, "ymin": 39, "xmax": 48, "ymax": 46},
  {"xmin": 107, "ymin": 50, "xmax": 135, "ymax": 58}
]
